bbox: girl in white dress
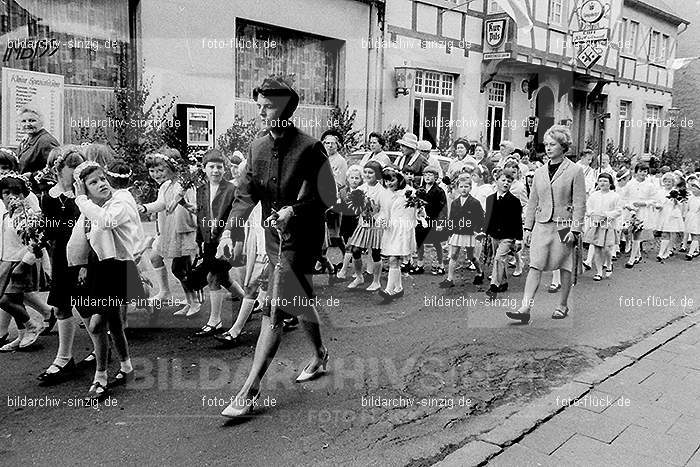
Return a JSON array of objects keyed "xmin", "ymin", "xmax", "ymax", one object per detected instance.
[
  {"xmin": 684, "ymin": 181, "xmax": 700, "ymax": 259},
  {"xmin": 378, "ymin": 166, "xmax": 417, "ymax": 303},
  {"xmin": 624, "ymin": 164, "xmax": 658, "ymax": 268},
  {"xmin": 655, "ymin": 172, "xmax": 686, "ymax": 261},
  {"xmin": 346, "ymin": 161, "xmax": 392, "ymax": 291},
  {"xmin": 583, "ymin": 173, "xmax": 622, "ymax": 280}
]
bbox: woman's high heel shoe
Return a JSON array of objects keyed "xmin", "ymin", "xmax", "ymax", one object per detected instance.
[
  {"xmin": 221, "ymin": 391, "xmax": 260, "ymax": 419},
  {"xmin": 295, "ymin": 348, "xmax": 329, "ymax": 382}
]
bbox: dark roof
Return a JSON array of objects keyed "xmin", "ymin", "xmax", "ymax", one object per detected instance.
[{"xmin": 626, "ymin": 0, "xmax": 689, "ymax": 25}]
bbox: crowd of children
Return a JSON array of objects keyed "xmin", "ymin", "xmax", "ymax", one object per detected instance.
[{"xmin": 2, "ymin": 131, "xmax": 700, "ymax": 404}]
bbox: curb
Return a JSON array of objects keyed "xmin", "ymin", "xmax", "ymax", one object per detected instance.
[{"xmin": 433, "ymin": 311, "xmax": 699, "ymax": 467}]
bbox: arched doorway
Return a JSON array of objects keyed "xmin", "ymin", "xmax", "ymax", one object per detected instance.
[{"xmin": 535, "ymin": 86, "xmax": 555, "ymax": 145}]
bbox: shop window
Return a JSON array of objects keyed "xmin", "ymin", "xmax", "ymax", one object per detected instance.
[
  {"xmin": 235, "ymin": 19, "xmax": 341, "ymax": 106},
  {"xmin": 0, "ymin": 0, "xmax": 130, "ymax": 87},
  {"xmin": 644, "ymin": 105, "xmax": 661, "ymax": 154}
]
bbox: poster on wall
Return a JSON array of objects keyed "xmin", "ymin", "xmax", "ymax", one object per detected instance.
[{"xmin": 1, "ymin": 67, "xmax": 64, "ymax": 146}]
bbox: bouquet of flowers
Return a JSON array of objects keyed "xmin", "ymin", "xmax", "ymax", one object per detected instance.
[
  {"xmin": 10, "ymin": 201, "xmax": 47, "ymax": 257},
  {"xmin": 178, "ymin": 151, "xmax": 206, "ymax": 191},
  {"xmin": 629, "ymin": 212, "xmax": 644, "ymax": 235},
  {"xmin": 667, "ymin": 188, "xmax": 688, "ymax": 204},
  {"xmin": 32, "ymin": 166, "xmax": 57, "ymax": 189},
  {"xmin": 347, "ymin": 188, "xmax": 376, "ymax": 223},
  {"xmin": 404, "ymin": 188, "xmax": 426, "ymax": 209}
]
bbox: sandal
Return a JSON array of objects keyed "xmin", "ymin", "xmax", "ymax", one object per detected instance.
[
  {"xmin": 85, "ymin": 381, "xmax": 108, "ymax": 401},
  {"xmin": 193, "ymin": 322, "xmax": 223, "ymax": 337},
  {"xmin": 552, "ymin": 306, "xmax": 569, "ymax": 319},
  {"xmin": 592, "ymin": 274, "xmax": 602, "ymax": 281},
  {"xmin": 37, "ymin": 358, "xmax": 76, "ymax": 383}
]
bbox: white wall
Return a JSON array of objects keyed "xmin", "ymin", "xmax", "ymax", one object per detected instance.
[{"xmin": 138, "ymin": 0, "xmax": 371, "ymax": 142}]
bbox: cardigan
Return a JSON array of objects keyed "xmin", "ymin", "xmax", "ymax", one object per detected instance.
[
  {"xmin": 196, "ymin": 180, "xmax": 237, "ymax": 245},
  {"xmin": 485, "ymin": 191, "xmax": 523, "ymax": 240},
  {"xmin": 224, "ymin": 124, "xmax": 337, "ymax": 256},
  {"xmin": 448, "ymin": 195, "xmax": 484, "ymax": 235}
]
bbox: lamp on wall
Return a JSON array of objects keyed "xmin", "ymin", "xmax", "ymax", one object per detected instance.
[{"xmin": 394, "ymin": 66, "xmax": 415, "ymax": 97}]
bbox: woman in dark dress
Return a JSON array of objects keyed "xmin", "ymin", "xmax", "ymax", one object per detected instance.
[
  {"xmin": 37, "ymin": 146, "xmax": 90, "ymax": 383},
  {"xmin": 16, "ymin": 106, "xmax": 59, "ymax": 176},
  {"xmin": 217, "ymin": 78, "xmax": 336, "ymax": 419}
]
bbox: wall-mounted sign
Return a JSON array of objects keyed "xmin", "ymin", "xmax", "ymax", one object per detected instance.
[
  {"xmin": 579, "ymin": 0, "xmax": 606, "ymax": 24},
  {"xmin": 576, "ymin": 44, "xmax": 602, "ymax": 68},
  {"xmin": 485, "ymin": 19, "xmax": 507, "ymax": 48},
  {"xmin": 1, "ymin": 67, "xmax": 64, "ymax": 146},
  {"xmin": 572, "ymin": 28, "xmax": 608, "ymax": 45},
  {"xmin": 484, "ymin": 51, "xmax": 512, "ymax": 60}
]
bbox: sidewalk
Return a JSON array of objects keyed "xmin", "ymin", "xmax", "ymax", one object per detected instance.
[{"xmin": 437, "ymin": 313, "xmax": 700, "ymax": 466}]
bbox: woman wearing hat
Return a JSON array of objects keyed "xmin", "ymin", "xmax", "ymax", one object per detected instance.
[
  {"xmin": 216, "ymin": 77, "xmax": 337, "ymax": 419},
  {"xmin": 417, "ymin": 140, "xmax": 444, "ymax": 179},
  {"xmin": 395, "ymin": 133, "xmax": 428, "ymax": 179}
]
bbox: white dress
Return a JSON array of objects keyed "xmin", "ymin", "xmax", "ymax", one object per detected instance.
[
  {"xmin": 655, "ymin": 189, "xmax": 685, "ymax": 233},
  {"xmin": 381, "ymin": 188, "xmax": 417, "ymax": 256},
  {"xmin": 685, "ymin": 195, "xmax": 700, "ymax": 235},
  {"xmin": 583, "ymin": 190, "xmax": 622, "ymax": 247},
  {"xmin": 626, "ymin": 178, "xmax": 659, "ymax": 232}
]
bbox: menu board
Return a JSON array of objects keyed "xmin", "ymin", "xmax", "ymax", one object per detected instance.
[{"xmin": 1, "ymin": 67, "xmax": 64, "ymax": 146}]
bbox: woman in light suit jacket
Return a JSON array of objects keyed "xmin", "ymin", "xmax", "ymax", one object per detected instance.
[{"xmin": 507, "ymin": 125, "xmax": 586, "ymax": 323}]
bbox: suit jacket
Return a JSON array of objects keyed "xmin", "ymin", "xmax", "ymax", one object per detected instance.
[
  {"xmin": 196, "ymin": 181, "xmax": 237, "ymax": 245},
  {"xmin": 485, "ymin": 191, "xmax": 523, "ymax": 240},
  {"xmin": 420, "ymin": 183, "xmax": 448, "ymax": 221},
  {"xmin": 524, "ymin": 157, "xmax": 586, "ymax": 233},
  {"xmin": 17, "ymin": 129, "xmax": 59, "ymax": 174},
  {"xmin": 225, "ymin": 125, "xmax": 337, "ymax": 256},
  {"xmin": 395, "ymin": 152, "xmax": 428, "ymax": 175},
  {"xmin": 448, "ymin": 195, "xmax": 484, "ymax": 235}
]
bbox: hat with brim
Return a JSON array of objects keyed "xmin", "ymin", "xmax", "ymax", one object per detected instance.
[
  {"xmin": 396, "ymin": 133, "xmax": 418, "ymax": 150},
  {"xmin": 423, "ymin": 165, "xmax": 440, "ymax": 176},
  {"xmin": 417, "ymin": 140, "xmax": 432, "ymax": 151}
]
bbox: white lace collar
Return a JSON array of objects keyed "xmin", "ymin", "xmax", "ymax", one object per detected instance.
[{"xmin": 48, "ymin": 184, "xmax": 75, "ymax": 199}]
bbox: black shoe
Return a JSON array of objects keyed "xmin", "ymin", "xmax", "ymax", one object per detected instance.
[
  {"xmin": 214, "ymin": 331, "xmax": 241, "ymax": 347},
  {"xmin": 473, "ymin": 274, "xmax": 484, "ymax": 285},
  {"xmin": 400, "ymin": 262, "xmax": 412, "ymax": 273},
  {"xmin": 408, "ymin": 265, "xmax": 424, "ymax": 275},
  {"xmin": 505, "ymin": 311, "xmax": 530, "ymax": 324},
  {"xmin": 582, "ymin": 261, "xmax": 592, "ymax": 271},
  {"xmin": 76, "ymin": 352, "xmax": 96, "ymax": 370},
  {"xmin": 393, "ymin": 289, "xmax": 404, "ymax": 298},
  {"xmin": 107, "ymin": 369, "xmax": 134, "ymax": 388},
  {"xmin": 37, "ymin": 358, "xmax": 76, "ymax": 384},
  {"xmin": 624, "ymin": 262, "xmax": 634, "ymax": 269},
  {"xmin": 486, "ymin": 284, "xmax": 498, "ymax": 298},
  {"xmin": 194, "ymin": 322, "xmax": 223, "ymax": 337},
  {"xmin": 686, "ymin": 255, "xmax": 693, "ymax": 261},
  {"xmin": 498, "ymin": 283, "xmax": 508, "ymax": 292},
  {"xmin": 438, "ymin": 279, "xmax": 454, "ymax": 288},
  {"xmin": 282, "ymin": 316, "xmax": 299, "ymax": 331},
  {"xmin": 40, "ymin": 311, "xmax": 57, "ymax": 336},
  {"xmin": 431, "ymin": 266, "xmax": 446, "ymax": 275},
  {"xmin": 378, "ymin": 289, "xmax": 391, "ymax": 298}
]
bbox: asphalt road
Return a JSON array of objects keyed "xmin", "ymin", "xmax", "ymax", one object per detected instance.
[{"xmin": 1, "ymin": 249, "xmax": 699, "ymax": 466}]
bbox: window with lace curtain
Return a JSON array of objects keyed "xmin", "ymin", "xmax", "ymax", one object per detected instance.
[{"xmin": 0, "ymin": 0, "xmax": 130, "ymax": 87}]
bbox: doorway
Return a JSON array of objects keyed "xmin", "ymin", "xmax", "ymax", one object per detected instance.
[{"xmin": 535, "ymin": 86, "xmax": 555, "ymax": 146}]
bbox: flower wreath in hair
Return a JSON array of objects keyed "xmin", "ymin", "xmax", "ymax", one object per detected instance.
[
  {"xmin": 52, "ymin": 148, "xmax": 83, "ymax": 173},
  {"xmin": 145, "ymin": 152, "xmax": 177, "ymax": 168},
  {"xmin": 0, "ymin": 171, "xmax": 31, "ymax": 191},
  {"xmin": 0, "ymin": 147, "xmax": 19, "ymax": 163},
  {"xmin": 104, "ymin": 167, "xmax": 132, "ymax": 179},
  {"xmin": 73, "ymin": 161, "xmax": 101, "ymax": 182}
]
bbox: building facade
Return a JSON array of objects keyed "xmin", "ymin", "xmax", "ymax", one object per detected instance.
[{"xmin": 380, "ymin": 0, "xmax": 688, "ymax": 158}]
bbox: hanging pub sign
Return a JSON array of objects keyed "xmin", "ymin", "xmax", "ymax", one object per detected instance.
[
  {"xmin": 573, "ymin": 0, "xmax": 618, "ymax": 68},
  {"xmin": 485, "ymin": 19, "xmax": 507, "ymax": 48}
]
